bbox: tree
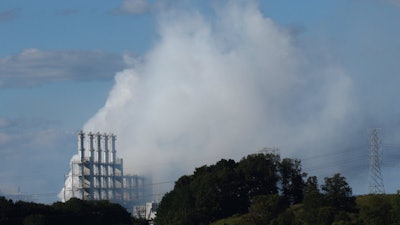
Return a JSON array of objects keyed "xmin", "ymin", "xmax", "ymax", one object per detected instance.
[
  {"xmin": 270, "ymin": 209, "xmax": 300, "ymax": 225},
  {"xmin": 238, "ymin": 153, "xmax": 280, "ymax": 198},
  {"xmin": 302, "ymin": 176, "xmax": 324, "ymax": 225},
  {"xmin": 155, "ymin": 176, "xmax": 195, "ymax": 225},
  {"xmin": 22, "ymin": 214, "xmax": 45, "ymax": 225},
  {"xmin": 245, "ymin": 195, "xmax": 286, "ymax": 225},
  {"xmin": 156, "ymin": 154, "xmax": 285, "ymax": 225},
  {"xmin": 155, "ymin": 153, "xmax": 312, "ymax": 225},
  {"xmin": 279, "ymin": 158, "xmax": 307, "ymax": 205},
  {"xmin": 303, "ymin": 176, "xmax": 323, "ymax": 210},
  {"xmin": 321, "ymin": 173, "xmax": 356, "ymax": 212},
  {"xmin": 392, "ymin": 194, "xmax": 400, "ymax": 224},
  {"xmin": 0, "ymin": 196, "xmax": 132, "ymax": 225},
  {"xmin": 0, "ymin": 197, "xmax": 15, "ymax": 225},
  {"xmin": 359, "ymin": 194, "xmax": 394, "ymax": 225},
  {"xmin": 301, "ymin": 174, "xmax": 356, "ymax": 225}
]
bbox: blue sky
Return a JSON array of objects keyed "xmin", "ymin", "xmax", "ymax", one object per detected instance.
[{"xmin": 1, "ymin": 0, "xmax": 400, "ymax": 203}]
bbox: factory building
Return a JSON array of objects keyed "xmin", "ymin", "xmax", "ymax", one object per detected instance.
[{"xmin": 62, "ymin": 131, "xmax": 149, "ymax": 212}]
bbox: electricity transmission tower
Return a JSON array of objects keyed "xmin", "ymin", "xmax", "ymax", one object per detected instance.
[
  {"xmin": 258, "ymin": 146, "xmax": 280, "ymax": 156},
  {"xmin": 368, "ymin": 128, "xmax": 385, "ymax": 194}
]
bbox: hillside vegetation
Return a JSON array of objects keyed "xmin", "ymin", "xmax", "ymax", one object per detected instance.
[
  {"xmin": 0, "ymin": 197, "xmax": 148, "ymax": 225},
  {"xmin": 155, "ymin": 153, "xmax": 400, "ymax": 225},
  {"xmin": 1, "ymin": 153, "xmax": 399, "ymax": 225}
]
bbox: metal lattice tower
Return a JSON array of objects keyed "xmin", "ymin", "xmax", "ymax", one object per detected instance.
[
  {"xmin": 258, "ymin": 146, "xmax": 280, "ymax": 156},
  {"xmin": 368, "ymin": 128, "xmax": 385, "ymax": 194}
]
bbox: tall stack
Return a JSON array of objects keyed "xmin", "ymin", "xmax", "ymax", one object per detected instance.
[
  {"xmin": 74, "ymin": 131, "xmax": 124, "ymax": 201},
  {"xmin": 62, "ymin": 131, "xmax": 149, "ymax": 213}
]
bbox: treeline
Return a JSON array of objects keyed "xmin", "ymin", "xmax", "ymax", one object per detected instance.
[
  {"xmin": 0, "ymin": 197, "xmax": 146, "ymax": 225},
  {"xmin": 155, "ymin": 153, "xmax": 306, "ymax": 224},
  {"xmin": 155, "ymin": 153, "xmax": 400, "ymax": 225}
]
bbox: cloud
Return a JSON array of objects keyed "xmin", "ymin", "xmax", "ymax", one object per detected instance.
[
  {"xmin": 0, "ymin": 49, "xmax": 127, "ymax": 88},
  {"xmin": 0, "ymin": 7, "xmax": 21, "ymax": 23},
  {"xmin": 113, "ymin": 0, "xmax": 151, "ymax": 15},
  {"xmin": 0, "ymin": 118, "xmax": 11, "ymax": 128},
  {"xmin": 0, "ymin": 117, "xmax": 76, "ymax": 202},
  {"xmin": 76, "ymin": 0, "xmax": 368, "ymax": 198},
  {"xmin": 112, "ymin": 0, "xmax": 165, "ymax": 15},
  {"xmin": 384, "ymin": 0, "xmax": 400, "ymax": 6}
]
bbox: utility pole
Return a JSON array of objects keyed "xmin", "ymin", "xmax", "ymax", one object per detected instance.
[{"xmin": 368, "ymin": 128, "xmax": 385, "ymax": 194}]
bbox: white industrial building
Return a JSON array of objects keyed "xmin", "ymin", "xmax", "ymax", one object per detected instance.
[
  {"xmin": 134, "ymin": 202, "xmax": 158, "ymax": 222},
  {"xmin": 62, "ymin": 131, "xmax": 150, "ymax": 212}
]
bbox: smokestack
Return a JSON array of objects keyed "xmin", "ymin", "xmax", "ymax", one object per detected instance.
[
  {"xmin": 102, "ymin": 133, "xmax": 110, "ymax": 199},
  {"xmin": 78, "ymin": 130, "xmax": 85, "ymax": 161},
  {"xmin": 88, "ymin": 132, "xmax": 94, "ymax": 162},
  {"xmin": 103, "ymin": 133, "xmax": 109, "ymax": 164},
  {"xmin": 109, "ymin": 133, "xmax": 117, "ymax": 200},
  {"xmin": 110, "ymin": 134, "xmax": 117, "ymax": 163},
  {"xmin": 95, "ymin": 132, "xmax": 102, "ymax": 163},
  {"xmin": 87, "ymin": 132, "xmax": 95, "ymax": 199},
  {"xmin": 95, "ymin": 132, "xmax": 103, "ymax": 199}
]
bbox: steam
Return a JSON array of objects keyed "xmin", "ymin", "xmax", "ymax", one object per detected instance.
[{"xmin": 62, "ymin": 1, "xmax": 359, "ymax": 199}]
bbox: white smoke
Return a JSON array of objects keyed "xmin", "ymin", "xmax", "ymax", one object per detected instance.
[
  {"xmin": 58, "ymin": 155, "xmax": 82, "ymax": 201},
  {"xmin": 61, "ymin": 1, "xmax": 359, "ymax": 199}
]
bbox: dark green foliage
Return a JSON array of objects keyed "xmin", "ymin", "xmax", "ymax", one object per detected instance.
[
  {"xmin": 303, "ymin": 176, "xmax": 323, "ymax": 209},
  {"xmin": 238, "ymin": 154, "xmax": 280, "ymax": 198},
  {"xmin": 208, "ymin": 214, "xmax": 243, "ymax": 225},
  {"xmin": 22, "ymin": 214, "xmax": 45, "ymax": 225},
  {"xmin": 279, "ymin": 158, "xmax": 307, "ymax": 205},
  {"xmin": 157, "ymin": 153, "xmax": 400, "ymax": 225},
  {"xmin": 302, "ymin": 176, "xmax": 324, "ymax": 224},
  {"xmin": 245, "ymin": 195, "xmax": 286, "ymax": 225},
  {"xmin": 321, "ymin": 173, "xmax": 356, "ymax": 212},
  {"xmin": 204, "ymin": 158, "xmax": 400, "ymax": 225},
  {"xmin": 155, "ymin": 153, "xmax": 307, "ymax": 225},
  {"xmin": 270, "ymin": 209, "xmax": 300, "ymax": 225},
  {"xmin": 302, "ymin": 173, "xmax": 356, "ymax": 225},
  {"xmin": 0, "ymin": 197, "xmax": 131, "ymax": 225},
  {"xmin": 392, "ymin": 194, "xmax": 400, "ymax": 224},
  {"xmin": 358, "ymin": 194, "xmax": 394, "ymax": 225},
  {"xmin": 131, "ymin": 217, "xmax": 148, "ymax": 225}
]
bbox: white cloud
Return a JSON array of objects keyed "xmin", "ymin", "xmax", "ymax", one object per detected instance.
[
  {"xmin": 0, "ymin": 49, "xmax": 127, "ymax": 88},
  {"xmin": 80, "ymin": 0, "xmax": 361, "ymax": 196},
  {"xmin": 113, "ymin": 0, "xmax": 152, "ymax": 15},
  {"xmin": 113, "ymin": 0, "xmax": 167, "ymax": 15},
  {"xmin": 121, "ymin": 0, "xmax": 150, "ymax": 14}
]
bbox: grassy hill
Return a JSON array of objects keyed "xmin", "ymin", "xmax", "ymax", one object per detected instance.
[{"xmin": 211, "ymin": 194, "xmax": 400, "ymax": 225}]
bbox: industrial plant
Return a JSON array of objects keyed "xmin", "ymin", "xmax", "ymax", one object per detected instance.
[{"xmin": 62, "ymin": 131, "xmax": 150, "ymax": 212}]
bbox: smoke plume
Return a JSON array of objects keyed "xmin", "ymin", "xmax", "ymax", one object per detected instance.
[{"xmin": 74, "ymin": 1, "xmax": 360, "ymax": 196}]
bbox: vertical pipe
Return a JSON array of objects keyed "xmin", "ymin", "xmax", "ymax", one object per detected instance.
[
  {"xmin": 88, "ymin": 132, "xmax": 94, "ymax": 163},
  {"xmin": 77, "ymin": 131, "xmax": 85, "ymax": 200},
  {"xmin": 135, "ymin": 176, "xmax": 138, "ymax": 202},
  {"xmin": 88, "ymin": 132, "xmax": 95, "ymax": 200},
  {"xmin": 78, "ymin": 131, "xmax": 85, "ymax": 162},
  {"xmin": 71, "ymin": 166, "xmax": 74, "ymax": 198},
  {"xmin": 102, "ymin": 133, "xmax": 110, "ymax": 199},
  {"xmin": 95, "ymin": 132, "xmax": 102, "ymax": 199},
  {"xmin": 103, "ymin": 134, "xmax": 109, "ymax": 168},
  {"xmin": 109, "ymin": 134, "xmax": 116, "ymax": 200},
  {"xmin": 111, "ymin": 134, "xmax": 117, "ymax": 163},
  {"xmin": 120, "ymin": 158, "xmax": 124, "ymax": 201},
  {"xmin": 96, "ymin": 132, "xmax": 102, "ymax": 163}
]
